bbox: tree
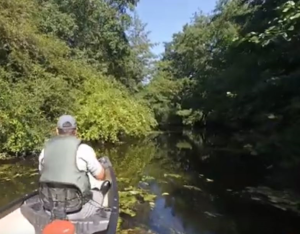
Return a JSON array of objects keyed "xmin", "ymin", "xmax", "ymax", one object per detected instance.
[
  {"xmin": 37, "ymin": 0, "xmax": 143, "ymax": 88},
  {"xmin": 0, "ymin": 0, "xmax": 156, "ymax": 156},
  {"xmin": 126, "ymin": 11, "xmax": 157, "ymax": 88}
]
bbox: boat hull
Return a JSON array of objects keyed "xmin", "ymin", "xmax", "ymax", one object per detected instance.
[{"xmin": 0, "ymin": 157, "xmax": 119, "ymax": 234}]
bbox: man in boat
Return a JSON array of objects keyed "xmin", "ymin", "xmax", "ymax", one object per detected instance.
[{"xmin": 38, "ymin": 114, "xmax": 106, "ymax": 219}]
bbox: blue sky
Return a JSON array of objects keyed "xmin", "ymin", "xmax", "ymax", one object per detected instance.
[{"xmin": 136, "ymin": 0, "xmax": 217, "ymax": 55}]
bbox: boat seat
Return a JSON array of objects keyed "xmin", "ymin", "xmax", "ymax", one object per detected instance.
[{"xmin": 20, "ymin": 182, "xmax": 112, "ymax": 234}]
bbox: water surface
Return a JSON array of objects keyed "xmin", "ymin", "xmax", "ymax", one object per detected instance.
[{"xmin": 1, "ymin": 132, "xmax": 300, "ymax": 233}]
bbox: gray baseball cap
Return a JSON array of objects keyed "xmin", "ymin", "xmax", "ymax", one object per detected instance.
[{"xmin": 57, "ymin": 115, "xmax": 77, "ymax": 129}]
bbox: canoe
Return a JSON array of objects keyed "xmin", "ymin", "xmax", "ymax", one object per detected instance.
[{"xmin": 0, "ymin": 156, "xmax": 119, "ymax": 234}]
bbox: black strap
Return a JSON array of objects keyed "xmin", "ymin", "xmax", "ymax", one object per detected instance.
[{"xmin": 51, "ymin": 188, "xmax": 68, "ymax": 220}]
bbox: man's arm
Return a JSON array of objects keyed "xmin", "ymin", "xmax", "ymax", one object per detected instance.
[
  {"xmin": 38, "ymin": 149, "xmax": 44, "ymax": 173},
  {"xmin": 78, "ymin": 144, "xmax": 105, "ymax": 180}
]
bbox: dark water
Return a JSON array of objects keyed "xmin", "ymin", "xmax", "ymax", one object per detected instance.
[{"xmin": 1, "ymin": 131, "xmax": 300, "ymax": 234}]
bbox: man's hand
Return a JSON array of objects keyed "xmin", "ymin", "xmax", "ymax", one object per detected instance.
[
  {"xmin": 94, "ymin": 157, "xmax": 111, "ymax": 180},
  {"xmin": 95, "ymin": 164, "xmax": 105, "ymax": 180}
]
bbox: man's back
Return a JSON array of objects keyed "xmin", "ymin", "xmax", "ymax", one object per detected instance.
[{"xmin": 39, "ymin": 142, "xmax": 104, "ymax": 180}]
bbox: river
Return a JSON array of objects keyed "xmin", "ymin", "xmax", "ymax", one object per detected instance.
[{"xmin": 0, "ymin": 131, "xmax": 300, "ymax": 234}]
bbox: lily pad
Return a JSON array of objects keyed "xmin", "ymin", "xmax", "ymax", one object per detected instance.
[
  {"xmin": 183, "ymin": 185, "xmax": 202, "ymax": 191},
  {"xmin": 206, "ymin": 178, "xmax": 214, "ymax": 182},
  {"xmin": 164, "ymin": 173, "xmax": 182, "ymax": 179}
]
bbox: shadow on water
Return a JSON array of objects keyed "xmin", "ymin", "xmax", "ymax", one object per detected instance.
[{"xmin": 1, "ymin": 131, "xmax": 300, "ymax": 233}]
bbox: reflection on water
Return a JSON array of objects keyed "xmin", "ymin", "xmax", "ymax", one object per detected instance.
[
  {"xmin": 1, "ymin": 131, "xmax": 300, "ymax": 234},
  {"xmin": 0, "ymin": 159, "xmax": 38, "ymax": 206}
]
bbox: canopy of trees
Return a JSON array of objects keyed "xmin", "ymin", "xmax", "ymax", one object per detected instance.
[
  {"xmin": 0, "ymin": 0, "xmax": 156, "ymax": 156},
  {"xmin": 2, "ymin": 0, "xmax": 300, "ymax": 157},
  {"xmin": 141, "ymin": 0, "xmax": 300, "ymax": 157}
]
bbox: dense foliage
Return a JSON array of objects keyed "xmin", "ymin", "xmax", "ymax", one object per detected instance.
[
  {"xmin": 141, "ymin": 0, "xmax": 300, "ymax": 156},
  {"xmin": 2, "ymin": 0, "xmax": 300, "ymax": 157},
  {"xmin": 0, "ymin": 0, "xmax": 156, "ymax": 156}
]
